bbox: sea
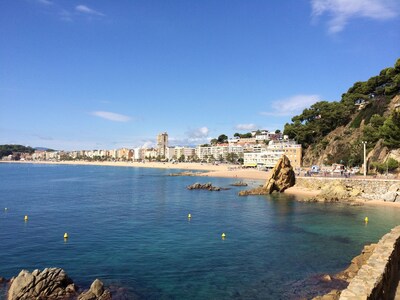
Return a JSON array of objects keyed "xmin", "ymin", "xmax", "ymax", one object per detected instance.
[{"xmin": 0, "ymin": 163, "xmax": 399, "ymax": 299}]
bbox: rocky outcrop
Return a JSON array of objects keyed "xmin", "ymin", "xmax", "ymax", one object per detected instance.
[
  {"xmin": 264, "ymin": 155, "xmax": 296, "ymax": 193},
  {"xmin": 7, "ymin": 268, "xmax": 111, "ymax": 300},
  {"xmin": 78, "ymin": 279, "xmax": 111, "ymax": 300},
  {"xmin": 187, "ymin": 182, "xmax": 223, "ymax": 191},
  {"xmin": 8, "ymin": 268, "xmax": 76, "ymax": 300},
  {"xmin": 239, "ymin": 155, "xmax": 295, "ymax": 196}
]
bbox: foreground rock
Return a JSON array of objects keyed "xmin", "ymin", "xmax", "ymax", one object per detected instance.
[
  {"xmin": 187, "ymin": 182, "xmax": 224, "ymax": 191},
  {"xmin": 239, "ymin": 155, "xmax": 295, "ymax": 196},
  {"xmin": 7, "ymin": 268, "xmax": 111, "ymax": 300},
  {"xmin": 78, "ymin": 279, "xmax": 111, "ymax": 300}
]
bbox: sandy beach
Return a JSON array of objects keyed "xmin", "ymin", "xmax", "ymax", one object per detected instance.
[{"xmin": 0, "ymin": 160, "xmax": 270, "ymax": 180}]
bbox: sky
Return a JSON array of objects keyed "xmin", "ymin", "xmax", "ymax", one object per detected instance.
[{"xmin": 1, "ymin": 0, "xmax": 400, "ymax": 150}]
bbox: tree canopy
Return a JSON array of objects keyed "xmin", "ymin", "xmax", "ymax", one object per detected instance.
[
  {"xmin": 284, "ymin": 58, "xmax": 400, "ymax": 150},
  {"xmin": 0, "ymin": 144, "xmax": 35, "ymax": 159}
]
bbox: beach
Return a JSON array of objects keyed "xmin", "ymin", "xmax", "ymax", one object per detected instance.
[{"xmin": 0, "ymin": 160, "xmax": 270, "ymax": 180}]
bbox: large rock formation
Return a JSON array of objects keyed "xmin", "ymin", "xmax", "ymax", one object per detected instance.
[
  {"xmin": 239, "ymin": 155, "xmax": 295, "ymax": 196},
  {"xmin": 7, "ymin": 268, "xmax": 111, "ymax": 300},
  {"xmin": 8, "ymin": 268, "xmax": 76, "ymax": 300}
]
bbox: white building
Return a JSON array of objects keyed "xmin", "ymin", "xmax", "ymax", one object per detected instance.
[
  {"xmin": 196, "ymin": 144, "xmax": 244, "ymax": 161},
  {"xmin": 174, "ymin": 147, "xmax": 196, "ymax": 160},
  {"xmin": 244, "ymin": 140, "xmax": 302, "ymax": 168}
]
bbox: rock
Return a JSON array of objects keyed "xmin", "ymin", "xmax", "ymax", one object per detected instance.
[
  {"xmin": 0, "ymin": 277, "xmax": 6, "ymax": 283},
  {"xmin": 382, "ymin": 191, "xmax": 398, "ymax": 202},
  {"xmin": 312, "ymin": 289, "xmax": 341, "ymax": 300},
  {"xmin": 169, "ymin": 171, "xmax": 200, "ymax": 176},
  {"xmin": 187, "ymin": 182, "xmax": 223, "ymax": 191},
  {"xmin": 239, "ymin": 155, "xmax": 295, "ymax": 196},
  {"xmin": 230, "ymin": 181, "xmax": 248, "ymax": 187},
  {"xmin": 78, "ymin": 279, "xmax": 112, "ymax": 300},
  {"xmin": 264, "ymin": 155, "xmax": 296, "ymax": 193},
  {"xmin": 8, "ymin": 268, "xmax": 76, "ymax": 300},
  {"xmin": 321, "ymin": 274, "xmax": 332, "ymax": 282},
  {"xmin": 388, "ymin": 183, "xmax": 400, "ymax": 192},
  {"xmin": 349, "ymin": 188, "xmax": 362, "ymax": 197}
]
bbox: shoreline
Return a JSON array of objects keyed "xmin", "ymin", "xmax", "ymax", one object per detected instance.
[
  {"xmin": 0, "ymin": 160, "xmax": 270, "ymax": 180},
  {"xmin": 2, "ymin": 160, "xmax": 400, "ymax": 208}
]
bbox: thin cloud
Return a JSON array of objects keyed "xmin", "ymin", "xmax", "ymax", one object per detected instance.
[
  {"xmin": 75, "ymin": 5, "xmax": 105, "ymax": 16},
  {"xmin": 141, "ymin": 140, "xmax": 155, "ymax": 149},
  {"xmin": 311, "ymin": 0, "xmax": 399, "ymax": 33},
  {"xmin": 235, "ymin": 124, "xmax": 257, "ymax": 131},
  {"xmin": 261, "ymin": 94, "xmax": 321, "ymax": 117},
  {"xmin": 168, "ymin": 127, "xmax": 211, "ymax": 146},
  {"xmin": 186, "ymin": 127, "xmax": 209, "ymax": 139},
  {"xmin": 37, "ymin": 0, "xmax": 53, "ymax": 5},
  {"xmin": 91, "ymin": 111, "xmax": 132, "ymax": 122}
]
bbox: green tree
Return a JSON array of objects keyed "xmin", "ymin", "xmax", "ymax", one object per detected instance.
[
  {"xmin": 217, "ymin": 134, "xmax": 228, "ymax": 144},
  {"xmin": 226, "ymin": 152, "xmax": 238, "ymax": 163},
  {"xmin": 379, "ymin": 112, "xmax": 400, "ymax": 149}
]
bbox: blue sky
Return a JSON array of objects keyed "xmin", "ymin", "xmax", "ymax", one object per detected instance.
[{"xmin": 1, "ymin": 0, "xmax": 399, "ymax": 150}]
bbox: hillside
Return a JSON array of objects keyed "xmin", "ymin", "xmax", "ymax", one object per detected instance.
[{"xmin": 284, "ymin": 58, "xmax": 400, "ymax": 171}]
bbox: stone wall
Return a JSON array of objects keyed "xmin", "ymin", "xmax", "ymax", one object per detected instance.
[
  {"xmin": 295, "ymin": 177, "xmax": 400, "ymax": 202},
  {"xmin": 339, "ymin": 226, "xmax": 400, "ymax": 300}
]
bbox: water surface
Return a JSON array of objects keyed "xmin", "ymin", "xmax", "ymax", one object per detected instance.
[{"xmin": 0, "ymin": 163, "xmax": 399, "ymax": 299}]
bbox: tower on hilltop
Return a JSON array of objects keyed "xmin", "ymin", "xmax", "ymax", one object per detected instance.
[{"xmin": 157, "ymin": 132, "xmax": 168, "ymax": 158}]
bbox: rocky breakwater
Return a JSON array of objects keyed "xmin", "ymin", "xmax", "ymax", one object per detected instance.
[
  {"xmin": 6, "ymin": 268, "xmax": 111, "ymax": 300},
  {"xmin": 239, "ymin": 155, "xmax": 295, "ymax": 196}
]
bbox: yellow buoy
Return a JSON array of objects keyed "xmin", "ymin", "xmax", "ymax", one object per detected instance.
[
  {"xmin": 221, "ymin": 233, "xmax": 226, "ymax": 239},
  {"xmin": 188, "ymin": 213, "xmax": 192, "ymax": 219},
  {"xmin": 64, "ymin": 233, "xmax": 69, "ymax": 239},
  {"xmin": 24, "ymin": 215, "xmax": 28, "ymax": 221},
  {"xmin": 365, "ymin": 217, "xmax": 369, "ymax": 223}
]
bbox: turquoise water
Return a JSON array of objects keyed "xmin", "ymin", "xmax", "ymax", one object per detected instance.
[{"xmin": 0, "ymin": 163, "xmax": 399, "ymax": 299}]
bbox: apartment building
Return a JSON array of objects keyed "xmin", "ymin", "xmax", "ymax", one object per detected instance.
[
  {"xmin": 157, "ymin": 132, "xmax": 168, "ymax": 157},
  {"xmin": 243, "ymin": 140, "xmax": 302, "ymax": 168}
]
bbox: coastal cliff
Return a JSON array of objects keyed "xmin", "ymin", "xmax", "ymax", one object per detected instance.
[{"xmin": 284, "ymin": 58, "xmax": 400, "ymax": 171}]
